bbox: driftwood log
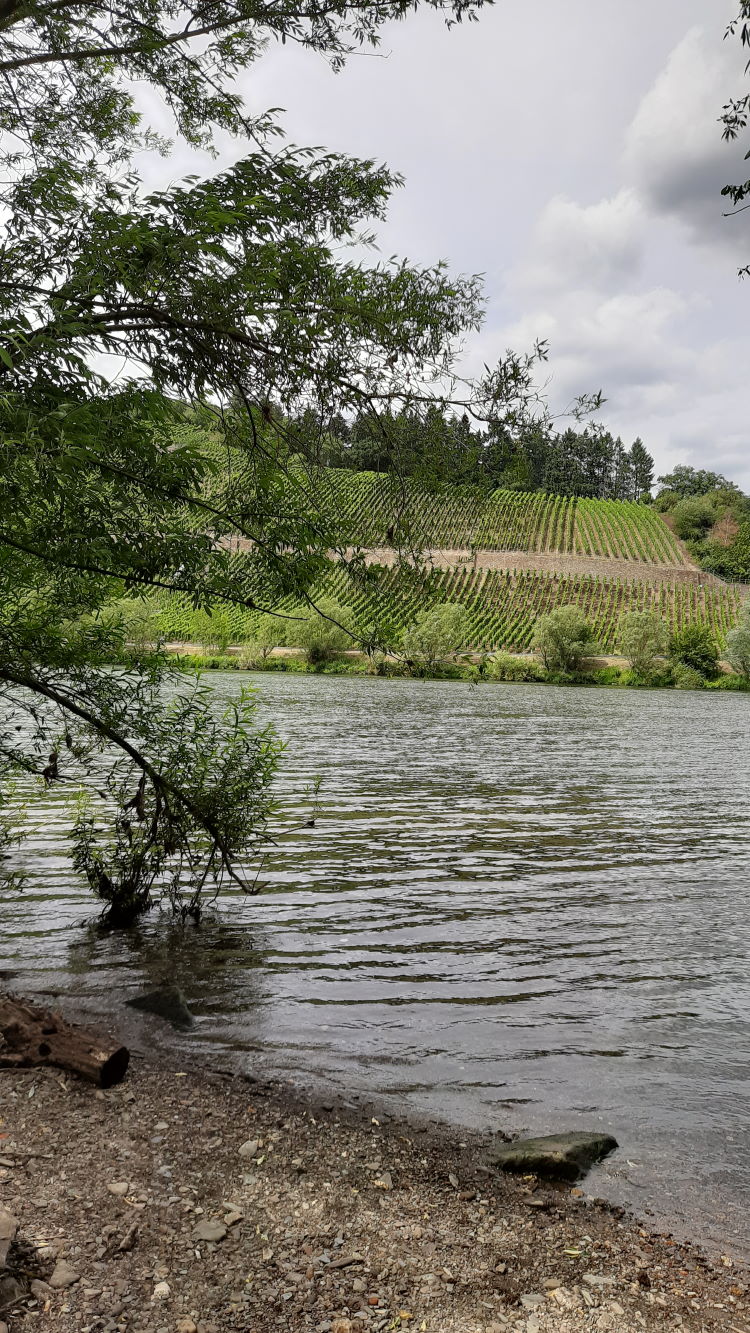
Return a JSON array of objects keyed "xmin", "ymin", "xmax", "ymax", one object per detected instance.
[{"xmin": 0, "ymin": 994, "xmax": 129, "ymax": 1087}]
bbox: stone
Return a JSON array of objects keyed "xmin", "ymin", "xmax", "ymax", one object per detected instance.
[
  {"xmin": 126, "ymin": 986, "xmax": 194, "ymax": 1029},
  {"xmin": 223, "ymin": 1210, "xmax": 243, "ymax": 1227},
  {"xmin": 30, "ymin": 1279, "xmax": 53, "ymax": 1299},
  {"xmin": 152, "ymin": 1281, "xmax": 171, "ymax": 1300},
  {"xmin": 191, "ymin": 1219, "xmax": 227, "ymax": 1244},
  {"xmin": 107, "ymin": 1182, "xmax": 129, "ymax": 1197},
  {"xmin": 177, "ymin": 1320, "xmax": 198, "ymax": 1333},
  {"xmin": 238, "ymin": 1139, "xmax": 259, "ymax": 1159},
  {"xmin": 0, "ymin": 1207, "xmax": 17, "ymax": 1268},
  {"xmin": 491, "ymin": 1131, "xmax": 618, "ymax": 1181},
  {"xmin": 0, "ymin": 1320, "xmax": 8, "ymax": 1333},
  {"xmin": 0, "ymin": 1275, "xmax": 23, "ymax": 1308},
  {"xmin": 332, "ymin": 1322, "xmax": 352, "ymax": 1333},
  {"xmin": 49, "ymin": 1259, "xmax": 80, "ymax": 1290},
  {"xmin": 520, "ymin": 1293, "xmax": 545, "ymax": 1309}
]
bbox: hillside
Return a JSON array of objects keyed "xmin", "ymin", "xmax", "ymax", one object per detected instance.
[
  {"xmin": 312, "ymin": 468, "xmax": 691, "ymax": 566},
  {"xmin": 157, "ymin": 472, "xmax": 746, "ymax": 655}
]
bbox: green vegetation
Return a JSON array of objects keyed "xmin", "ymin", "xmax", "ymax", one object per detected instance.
[
  {"xmin": 153, "ymin": 558, "xmax": 743, "ymax": 656},
  {"xmin": 669, "ymin": 625, "xmax": 720, "ymax": 680},
  {"xmin": 295, "ymin": 404, "xmax": 653, "ymax": 498},
  {"xmin": 401, "ymin": 603, "xmax": 469, "ymax": 673},
  {"xmin": 0, "ymin": 0, "xmax": 518, "ymax": 924},
  {"xmin": 287, "ymin": 598, "xmax": 354, "ymax": 665},
  {"xmin": 531, "ymin": 607, "xmax": 595, "ymax": 674},
  {"xmin": 726, "ymin": 602, "xmax": 750, "ymax": 676},
  {"xmin": 617, "ymin": 611, "xmax": 670, "ymax": 682},
  {"xmin": 309, "ymin": 469, "xmax": 688, "ymax": 563},
  {"xmin": 653, "ymin": 466, "xmax": 750, "ymax": 582}
]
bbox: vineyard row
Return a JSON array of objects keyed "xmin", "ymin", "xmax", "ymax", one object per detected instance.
[
  {"xmin": 158, "ymin": 563, "xmax": 745, "ymax": 654},
  {"xmin": 308, "ymin": 469, "xmax": 690, "ymax": 567}
]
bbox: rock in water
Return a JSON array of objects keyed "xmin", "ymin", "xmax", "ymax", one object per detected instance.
[
  {"xmin": 126, "ymin": 986, "xmax": 194, "ymax": 1029},
  {"xmin": 491, "ymin": 1131, "xmax": 618, "ymax": 1181}
]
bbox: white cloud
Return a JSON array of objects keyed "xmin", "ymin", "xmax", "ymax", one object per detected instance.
[
  {"xmin": 517, "ymin": 190, "xmax": 645, "ymax": 295},
  {"xmin": 623, "ymin": 23, "xmax": 746, "ymax": 252},
  {"xmin": 475, "ymin": 15, "xmax": 750, "ymax": 488}
]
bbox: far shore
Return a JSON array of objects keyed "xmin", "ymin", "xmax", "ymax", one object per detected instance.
[
  {"xmin": 160, "ymin": 643, "xmax": 749, "ymax": 693},
  {"xmin": 1, "ymin": 996, "xmax": 748, "ymax": 1333}
]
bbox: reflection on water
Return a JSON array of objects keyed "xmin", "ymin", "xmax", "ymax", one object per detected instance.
[{"xmin": 2, "ymin": 674, "xmax": 750, "ymax": 1255}]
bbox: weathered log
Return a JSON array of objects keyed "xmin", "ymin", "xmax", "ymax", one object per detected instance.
[{"xmin": 0, "ymin": 994, "xmax": 129, "ymax": 1088}]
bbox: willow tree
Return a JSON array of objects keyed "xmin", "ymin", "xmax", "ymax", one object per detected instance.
[{"xmin": 0, "ymin": 0, "xmax": 549, "ymax": 921}]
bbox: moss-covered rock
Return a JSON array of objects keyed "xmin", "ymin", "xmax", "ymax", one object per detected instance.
[{"xmin": 491, "ymin": 1131, "xmax": 618, "ymax": 1181}]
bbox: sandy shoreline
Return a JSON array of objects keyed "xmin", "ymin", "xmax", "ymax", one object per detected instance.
[{"xmin": 1, "ymin": 1015, "xmax": 748, "ymax": 1333}]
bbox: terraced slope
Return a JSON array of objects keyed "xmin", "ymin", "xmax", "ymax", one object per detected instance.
[
  {"xmin": 157, "ymin": 472, "xmax": 744, "ymax": 653},
  {"xmin": 160, "ymin": 562, "xmax": 744, "ymax": 654},
  {"xmin": 311, "ymin": 469, "xmax": 691, "ymax": 567}
]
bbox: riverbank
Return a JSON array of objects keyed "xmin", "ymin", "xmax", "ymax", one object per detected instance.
[
  {"xmin": 166, "ymin": 646, "xmax": 750, "ymax": 693},
  {"xmin": 1, "ymin": 1038, "xmax": 748, "ymax": 1333}
]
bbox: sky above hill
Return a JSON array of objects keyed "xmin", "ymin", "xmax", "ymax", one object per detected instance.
[{"xmin": 145, "ymin": 0, "xmax": 750, "ymax": 488}]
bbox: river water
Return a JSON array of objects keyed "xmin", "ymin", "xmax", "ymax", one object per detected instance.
[{"xmin": 2, "ymin": 674, "xmax": 750, "ymax": 1256}]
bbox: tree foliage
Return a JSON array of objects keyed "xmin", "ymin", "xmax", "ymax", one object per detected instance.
[
  {"xmin": 287, "ymin": 598, "xmax": 354, "ymax": 663},
  {"xmin": 669, "ymin": 624, "xmax": 720, "ymax": 679},
  {"xmin": 656, "ymin": 466, "xmax": 739, "ymax": 499},
  {"xmin": 0, "ymin": 0, "xmax": 539, "ymax": 922},
  {"xmin": 726, "ymin": 602, "xmax": 750, "ymax": 677},
  {"xmin": 401, "ymin": 603, "xmax": 469, "ymax": 671},
  {"xmin": 294, "ymin": 407, "xmax": 654, "ymax": 499},
  {"xmin": 617, "ymin": 610, "xmax": 668, "ymax": 680},
  {"xmin": 531, "ymin": 606, "xmax": 594, "ymax": 674},
  {"xmin": 721, "ymin": 4, "xmax": 750, "ymax": 272}
]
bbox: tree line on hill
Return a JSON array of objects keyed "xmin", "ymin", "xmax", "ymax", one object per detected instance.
[
  {"xmin": 288, "ymin": 406, "xmax": 655, "ymax": 501},
  {"xmin": 288, "ymin": 408, "xmax": 750, "ymax": 579}
]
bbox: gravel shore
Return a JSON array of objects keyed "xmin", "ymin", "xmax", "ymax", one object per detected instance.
[{"xmin": 0, "ymin": 1047, "xmax": 748, "ymax": 1333}]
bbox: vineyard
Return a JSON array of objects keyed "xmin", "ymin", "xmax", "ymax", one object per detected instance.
[
  {"xmin": 158, "ymin": 560, "xmax": 745, "ymax": 655},
  {"xmin": 307, "ymin": 468, "xmax": 692, "ymax": 565}
]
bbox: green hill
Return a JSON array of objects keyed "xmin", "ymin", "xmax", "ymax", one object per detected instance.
[
  {"xmin": 158, "ymin": 563, "xmax": 742, "ymax": 655},
  {"xmin": 311, "ymin": 468, "xmax": 690, "ymax": 565},
  {"xmin": 154, "ymin": 471, "xmax": 746, "ymax": 654}
]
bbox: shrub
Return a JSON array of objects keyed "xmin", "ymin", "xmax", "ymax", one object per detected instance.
[
  {"xmin": 531, "ymin": 605, "xmax": 595, "ymax": 674},
  {"xmin": 489, "ymin": 652, "xmax": 545, "ymax": 682},
  {"xmin": 671, "ymin": 496, "xmax": 716, "ymax": 542},
  {"xmin": 287, "ymin": 597, "xmax": 354, "ymax": 664},
  {"xmin": 672, "ymin": 664, "xmax": 706, "ymax": 691},
  {"xmin": 617, "ymin": 609, "xmax": 669, "ymax": 680},
  {"xmin": 191, "ymin": 607, "xmax": 233, "ymax": 652},
  {"xmin": 726, "ymin": 603, "xmax": 750, "ymax": 677},
  {"xmin": 401, "ymin": 603, "xmax": 469, "ymax": 672},
  {"xmin": 709, "ymin": 673, "xmax": 750, "ymax": 692},
  {"xmin": 669, "ymin": 623, "xmax": 719, "ymax": 678},
  {"xmin": 246, "ymin": 612, "xmax": 286, "ymax": 661}
]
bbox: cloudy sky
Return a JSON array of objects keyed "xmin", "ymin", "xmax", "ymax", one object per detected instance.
[{"xmin": 149, "ymin": 0, "xmax": 750, "ymax": 487}]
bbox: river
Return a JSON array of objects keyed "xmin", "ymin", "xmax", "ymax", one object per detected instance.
[{"xmin": 2, "ymin": 673, "xmax": 750, "ymax": 1257}]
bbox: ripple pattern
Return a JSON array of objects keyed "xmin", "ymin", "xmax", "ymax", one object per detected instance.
[{"xmin": 2, "ymin": 675, "xmax": 750, "ymax": 1253}]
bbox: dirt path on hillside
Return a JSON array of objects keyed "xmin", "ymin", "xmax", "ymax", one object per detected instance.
[{"xmin": 357, "ymin": 548, "xmax": 732, "ymax": 587}]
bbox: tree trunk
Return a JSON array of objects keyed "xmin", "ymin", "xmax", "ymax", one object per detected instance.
[{"xmin": 0, "ymin": 994, "xmax": 129, "ymax": 1087}]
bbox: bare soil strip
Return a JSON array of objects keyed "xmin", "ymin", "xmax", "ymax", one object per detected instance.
[{"xmin": 356, "ymin": 548, "xmax": 728, "ymax": 587}]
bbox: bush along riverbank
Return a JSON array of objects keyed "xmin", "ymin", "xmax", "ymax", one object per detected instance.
[
  {"xmin": 1, "ymin": 1029, "xmax": 748, "ymax": 1333},
  {"xmin": 168, "ymin": 648, "xmax": 750, "ymax": 693}
]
